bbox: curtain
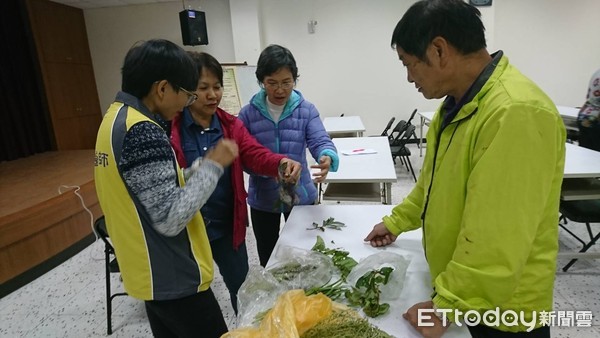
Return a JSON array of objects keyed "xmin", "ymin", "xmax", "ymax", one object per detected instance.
[{"xmin": 0, "ymin": 0, "xmax": 52, "ymax": 162}]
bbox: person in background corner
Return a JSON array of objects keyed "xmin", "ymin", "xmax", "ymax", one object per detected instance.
[
  {"xmin": 238, "ymin": 44, "xmax": 340, "ymax": 267},
  {"xmin": 577, "ymin": 68, "xmax": 600, "ymax": 151},
  {"xmin": 94, "ymin": 39, "xmax": 238, "ymax": 338},
  {"xmin": 364, "ymin": 1, "xmax": 565, "ymax": 337},
  {"xmin": 169, "ymin": 51, "xmax": 302, "ymax": 313}
]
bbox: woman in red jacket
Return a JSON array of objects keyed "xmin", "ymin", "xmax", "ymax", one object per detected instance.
[{"xmin": 170, "ymin": 52, "xmax": 301, "ymax": 313}]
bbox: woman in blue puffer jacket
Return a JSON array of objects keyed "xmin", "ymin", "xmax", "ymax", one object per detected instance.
[{"xmin": 238, "ymin": 44, "xmax": 339, "ymax": 266}]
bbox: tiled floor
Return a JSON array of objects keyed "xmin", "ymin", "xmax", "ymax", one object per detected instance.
[{"xmin": 1, "ymin": 145, "xmax": 599, "ymax": 337}]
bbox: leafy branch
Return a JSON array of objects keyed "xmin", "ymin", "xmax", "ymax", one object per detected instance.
[
  {"xmin": 345, "ymin": 267, "xmax": 394, "ymax": 318},
  {"xmin": 306, "ymin": 217, "xmax": 346, "ymax": 231},
  {"xmin": 268, "ymin": 262, "xmax": 318, "ymax": 282},
  {"xmin": 311, "ymin": 236, "xmax": 357, "ymax": 281},
  {"xmin": 305, "ymin": 279, "xmax": 348, "ymax": 301}
]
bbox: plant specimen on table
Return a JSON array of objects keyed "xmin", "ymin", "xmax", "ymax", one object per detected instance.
[
  {"xmin": 306, "ymin": 217, "xmax": 346, "ymax": 231},
  {"xmin": 305, "ymin": 279, "xmax": 348, "ymax": 301},
  {"xmin": 311, "ymin": 236, "xmax": 357, "ymax": 280},
  {"xmin": 345, "ymin": 267, "xmax": 394, "ymax": 318}
]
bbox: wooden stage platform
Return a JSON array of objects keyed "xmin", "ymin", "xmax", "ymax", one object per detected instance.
[{"xmin": 0, "ymin": 150, "xmax": 102, "ymax": 297}]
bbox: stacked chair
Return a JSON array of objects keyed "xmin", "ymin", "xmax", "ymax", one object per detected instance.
[
  {"xmin": 388, "ymin": 109, "xmax": 418, "ymax": 182},
  {"xmin": 378, "ymin": 117, "xmax": 396, "ymax": 137}
]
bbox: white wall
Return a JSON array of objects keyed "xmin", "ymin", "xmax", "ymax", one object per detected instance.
[
  {"xmin": 257, "ymin": 0, "xmax": 436, "ymax": 136},
  {"xmin": 84, "ymin": 0, "xmax": 235, "ymax": 112},
  {"xmin": 84, "ymin": 0, "xmax": 600, "ymax": 135},
  {"xmin": 229, "ymin": 0, "xmax": 261, "ymax": 64},
  {"xmin": 494, "ymin": 0, "xmax": 600, "ymax": 107}
]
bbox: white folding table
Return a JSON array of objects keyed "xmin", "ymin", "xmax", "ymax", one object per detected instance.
[
  {"xmin": 323, "ymin": 116, "xmax": 366, "ymax": 137},
  {"xmin": 562, "ymin": 143, "xmax": 600, "ymax": 200},
  {"xmin": 322, "ymin": 137, "xmax": 397, "ymax": 204},
  {"xmin": 417, "ymin": 111, "xmax": 435, "ymax": 157},
  {"xmin": 563, "ymin": 143, "xmax": 600, "ymax": 179},
  {"xmin": 557, "ymin": 105, "xmax": 579, "ymax": 119},
  {"xmin": 557, "ymin": 143, "xmax": 600, "ymax": 260},
  {"xmin": 557, "ymin": 105, "xmax": 580, "ymax": 137},
  {"xmin": 267, "ymin": 204, "xmax": 470, "ymax": 338}
]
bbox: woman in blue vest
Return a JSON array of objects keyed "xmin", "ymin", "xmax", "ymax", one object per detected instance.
[{"xmin": 238, "ymin": 44, "xmax": 339, "ymax": 266}]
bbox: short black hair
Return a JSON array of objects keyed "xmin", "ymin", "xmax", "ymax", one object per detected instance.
[
  {"xmin": 255, "ymin": 44, "xmax": 299, "ymax": 83},
  {"xmin": 187, "ymin": 51, "xmax": 223, "ymax": 85},
  {"xmin": 121, "ymin": 39, "xmax": 198, "ymax": 99},
  {"xmin": 391, "ymin": 0, "xmax": 486, "ymax": 61}
]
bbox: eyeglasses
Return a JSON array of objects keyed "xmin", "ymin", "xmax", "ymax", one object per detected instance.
[
  {"xmin": 178, "ymin": 86, "xmax": 198, "ymax": 107},
  {"xmin": 263, "ymin": 81, "xmax": 295, "ymax": 91}
]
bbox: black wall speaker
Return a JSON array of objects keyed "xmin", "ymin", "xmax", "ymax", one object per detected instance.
[{"xmin": 179, "ymin": 10, "xmax": 208, "ymax": 46}]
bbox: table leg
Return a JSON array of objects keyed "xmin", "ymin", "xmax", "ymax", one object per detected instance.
[
  {"xmin": 383, "ymin": 182, "xmax": 392, "ymax": 205},
  {"xmin": 317, "ymin": 182, "xmax": 322, "ymax": 204},
  {"xmin": 419, "ymin": 115, "xmax": 424, "ymax": 157}
]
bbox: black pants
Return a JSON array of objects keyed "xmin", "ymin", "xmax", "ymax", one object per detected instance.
[
  {"xmin": 468, "ymin": 324, "xmax": 550, "ymax": 338},
  {"xmin": 144, "ymin": 288, "xmax": 228, "ymax": 338},
  {"xmin": 210, "ymin": 235, "xmax": 249, "ymax": 314},
  {"xmin": 250, "ymin": 208, "xmax": 291, "ymax": 267},
  {"xmin": 578, "ymin": 123, "xmax": 600, "ymax": 152}
]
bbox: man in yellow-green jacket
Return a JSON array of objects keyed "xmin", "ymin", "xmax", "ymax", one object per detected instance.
[{"xmin": 365, "ymin": 1, "xmax": 565, "ymax": 337}]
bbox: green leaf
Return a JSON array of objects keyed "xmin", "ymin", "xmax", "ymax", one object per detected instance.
[
  {"xmin": 311, "ymin": 236, "xmax": 326, "ymax": 251},
  {"xmin": 310, "ymin": 237, "xmax": 357, "ymax": 280},
  {"xmin": 307, "ymin": 217, "xmax": 346, "ymax": 231},
  {"xmin": 346, "ymin": 267, "xmax": 395, "ymax": 318}
]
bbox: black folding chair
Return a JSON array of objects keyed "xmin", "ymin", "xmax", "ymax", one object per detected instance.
[
  {"xmin": 94, "ymin": 216, "xmax": 128, "ymax": 335},
  {"xmin": 388, "ymin": 109, "xmax": 418, "ymax": 146},
  {"xmin": 388, "ymin": 120, "xmax": 408, "ymax": 147},
  {"xmin": 559, "ymin": 199, "xmax": 600, "ymax": 272},
  {"xmin": 404, "ymin": 109, "xmax": 420, "ymax": 147},
  {"xmin": 390, "ymin": 124, "xmax": 417, "ymax": 182},
  {"xmin": 379, "ymin": 117, "xmax": 396, "ymax": 137},
  {"xmin": 406, "ymin": 108, "xmax": 418, "ymax": 125}
]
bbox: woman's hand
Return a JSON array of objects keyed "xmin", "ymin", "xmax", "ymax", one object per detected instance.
[
  {"xmin": 310, "ymin": 156, "xmax": 331, "ymax": 183},
  {"xmin": 279, "ymin": 158, "xmax": 302, "ymax": 183}
]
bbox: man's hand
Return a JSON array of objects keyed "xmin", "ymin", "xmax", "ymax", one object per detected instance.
[
  {"xmin": 310, "ymin": 155, "xmax": 331, "ymax": 183},
  {"xmin": 364, "ymin": 222, "xmax": 397, "ymax": 247},
  {"xmin": 279, "ymin": 158, "xmax": 302, "ymax": 183},
  {"xmin": 204, "ymin": 139, "xmax": 239, "ymax": 167},
  {"xmin": 403, "ymin": 301, "xmax": 450, "ymax": 338}
]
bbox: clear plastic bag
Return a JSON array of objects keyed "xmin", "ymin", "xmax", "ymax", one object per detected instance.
[
  {"xmin": 346, "ymin": 251, "xmax": 411, "ymax": 301},
  {"xmin": 236, "ymin": 246, "xmax": 334, "ymax": 328},
  {"xmin": 267, "ymin": 245, "xmax": 334, "ymax": 290},
  {"xmin": 236, "ymin": 265, "xmax": 287, "ymax": 328}
]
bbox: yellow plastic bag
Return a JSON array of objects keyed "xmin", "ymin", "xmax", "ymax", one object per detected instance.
[{"xmin": 222, "ymin": 290, "xmax": 333, "ymax": 338}]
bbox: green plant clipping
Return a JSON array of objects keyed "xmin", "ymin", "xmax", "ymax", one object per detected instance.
[
  {"xmin": 268, "ymin": 262, "xmax": 318, "ymax": 282},
  {"xmin": 305, "ymin": 279, "xmax": 348, "ymax": 301},
  {"xmin": 345, "ymin": 267, "xmax": 394, "ymax": 318},
  {"xmin": 311, "ymin": 236, "xmax": 357, "ymax": 280},
  {"xmin": 306, "ymin": 217, "xmax": 346, "ymax": 231}
]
